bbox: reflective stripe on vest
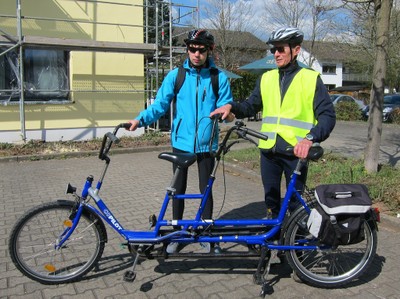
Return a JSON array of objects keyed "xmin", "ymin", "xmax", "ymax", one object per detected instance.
[{"xmin": 259, "ymin": 68, "xmax": 318, "ymax": 149}]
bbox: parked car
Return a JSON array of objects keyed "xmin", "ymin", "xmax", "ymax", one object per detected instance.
[
  {"xmin": 362, "ymin": 93, "xmax": 400, "ymax": 122},
  {"xmin": 330, "ymin": 94, "xmax": 366, "ymax": 109}
]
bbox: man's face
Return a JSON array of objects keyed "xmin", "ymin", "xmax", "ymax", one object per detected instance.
[
  {"xmin": 187, "ymin": 44, "xmax": 209, "ymax": 67},
  {"xmin": 270, "ymin": 43, "xmax": 300, "ymax": 68}
]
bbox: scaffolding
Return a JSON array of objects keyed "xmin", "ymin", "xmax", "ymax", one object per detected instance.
[{"xmin": 0, "ymin": 0, "xmax": 199, "ymax": 140}]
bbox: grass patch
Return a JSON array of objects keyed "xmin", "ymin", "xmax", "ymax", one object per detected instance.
[
  {"xmin": 225, "ymin": 148, "xmax": 400, "ymax": 215},
  {"xmin": 0, "ymin": 131, "xmax": 170, "ymax": 157}
]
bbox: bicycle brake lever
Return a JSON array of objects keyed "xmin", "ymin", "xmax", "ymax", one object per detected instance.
[{"xmin": 237, "ymin": 130, "xmax": 258, "ymax": 146}]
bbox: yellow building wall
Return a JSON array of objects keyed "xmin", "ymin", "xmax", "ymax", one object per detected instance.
[{"xmin": 0, "ymin": 0, "xmax": 146, "ymax": 141}]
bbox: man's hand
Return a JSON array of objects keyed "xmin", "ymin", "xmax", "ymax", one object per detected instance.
[
  {"xmin": 210, "ymin": 104, "xmax": 233, "ymax": 120},
  {"xmin": 294, "ymin": 139, "xmax": 313, "ymax": 159},
  {"xmin": 225, "ymin": 112, "xmax": 236, "ymax": 122},
  {"xmin": 127, "ymin": 119, "xmax": 139, "ymax": 131}
]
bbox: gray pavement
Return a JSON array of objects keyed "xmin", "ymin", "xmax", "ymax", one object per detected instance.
[
  {"xmin": 1, "ymin": 138, "xmax": 400, "ymax": 298},
  {"xmin": 238, "ymin": 120, "xmax": 400, "ymax": 168}
]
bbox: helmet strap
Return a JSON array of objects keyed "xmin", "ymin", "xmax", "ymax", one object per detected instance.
[{"xmin": 289, "ymin": 44, "xmax": 298, "ymax": 63}]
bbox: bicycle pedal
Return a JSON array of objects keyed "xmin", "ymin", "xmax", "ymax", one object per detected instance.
[{"xmin": 123, "ymin": 270, "xmax": 136, "ymax": 282}]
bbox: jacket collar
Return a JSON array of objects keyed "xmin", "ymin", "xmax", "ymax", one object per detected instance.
[{"xmin": 183, "ymin": 58, "xmax": 217, "ymax": 71}]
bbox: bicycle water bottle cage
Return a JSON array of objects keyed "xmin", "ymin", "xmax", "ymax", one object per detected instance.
[{"xmin": 158, "ymin": 152, "xmax": 197, "ymax": 168}]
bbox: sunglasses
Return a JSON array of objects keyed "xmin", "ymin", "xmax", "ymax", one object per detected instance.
[
  {"xmin": 188, "ymin": 46, "xmax": 208, "ymax": 54},
  {"xmin": 270, "ymin": 46, "xmax": 286, "ymax": 54}
]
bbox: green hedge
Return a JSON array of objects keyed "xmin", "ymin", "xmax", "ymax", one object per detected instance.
[{"xmin": 334, "ymin": 102, "xmax": 364, "ymax": 121}]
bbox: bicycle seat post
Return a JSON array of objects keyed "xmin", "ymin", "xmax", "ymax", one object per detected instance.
[{"xmin": 167, "ymin": 166, "xmax": 183, "ymax": 195}]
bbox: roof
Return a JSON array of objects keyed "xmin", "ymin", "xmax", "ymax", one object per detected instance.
[
  {"xmin": 173, "ymin": 27, "xmax": 267, "ymax": 51},
  {"xmin": 239, "ymin": 54, "xmax": 309, "ymax": 74},
  {"xmin": 301, "ymin": 40, "xmax": 369, "ymax": 63}
]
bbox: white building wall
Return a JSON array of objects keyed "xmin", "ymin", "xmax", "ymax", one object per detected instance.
[{"xmin": 298, "ymin": 49, "xmax": 343, "ymax": 88}]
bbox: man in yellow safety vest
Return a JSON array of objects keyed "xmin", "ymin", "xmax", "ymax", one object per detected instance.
[{"xmin": 211, "ymin": 27, "xmax": 335, "ymax": 231}]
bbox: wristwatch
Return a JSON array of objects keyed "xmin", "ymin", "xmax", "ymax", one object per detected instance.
[{"xmin": 305, "ymin": 133, "xmax": 314, "ymax": 142}]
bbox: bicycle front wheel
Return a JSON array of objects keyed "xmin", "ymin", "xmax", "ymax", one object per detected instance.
[
  {"xmin": 284, "ymin": 208, "xmax": 377, "ymax": 288},
  {"xmin": 9, "ymin": 200, "xmax": 107, "ymax": 284}
]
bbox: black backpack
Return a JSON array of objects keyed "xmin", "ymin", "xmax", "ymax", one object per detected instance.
[{"xmin": 174, "ymin": 66, "xmax": 220, "ymax": 100}]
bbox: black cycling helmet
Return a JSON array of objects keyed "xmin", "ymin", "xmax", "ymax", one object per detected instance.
[
  {"xmin": 267, "ymin": 27, "xmax": 304, "ymax": 45},
  {"xmin": 184, "ymin": 29, "xmax": 215, "ymax": 49}
]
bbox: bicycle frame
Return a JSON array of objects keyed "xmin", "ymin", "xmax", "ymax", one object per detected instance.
[{"xmin": 58, "ymin": 121, "xmax": 324, "ymax": 253}]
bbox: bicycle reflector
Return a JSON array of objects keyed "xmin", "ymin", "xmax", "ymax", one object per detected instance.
[
  {"xmin": 373, "ymin": 207, "xmax": 381, "ymax": 222},
  {"xmin": 64, "ymin": 219, "xmax": 73, "ymax": 227},
  {"xmin": 44, "ymin": 264, "xmax": 56, "ymax": 273}
]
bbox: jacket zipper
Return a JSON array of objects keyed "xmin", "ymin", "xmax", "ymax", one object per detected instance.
[
  {"xmin": 175, "ymin": 118, "xmax": 182, "ymax": 142},
  {"xmin": 194, "ymin": 70, "xmax": 200, "ymax": 152}
]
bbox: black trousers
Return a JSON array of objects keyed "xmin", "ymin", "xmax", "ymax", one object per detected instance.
[
  {"xmin": 172, "ymin": 148, "xmax": 214, "ymax": 220},
  {"xmin": 260, "ymin": 150, "xmax": 308, "ymax": 218}
]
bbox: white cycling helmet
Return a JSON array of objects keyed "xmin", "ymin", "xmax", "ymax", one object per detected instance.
[{"xmin": 267, "ymin": 27, "xmax": 304, "ymax": 45}]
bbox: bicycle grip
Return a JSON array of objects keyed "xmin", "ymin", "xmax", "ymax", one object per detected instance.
[
  {"xmin": 241, "ymin": 128, "xmax": 268, "ymax": 140},
  {"xmin": 210, "ymin": 113, "xmax": 222, "ymax": 121},
  {"xmin": 285, "ymin": 144, "xmax": 324, "ymax": 160},
  {"xmin": 120, "ymin": 123, "xmax": 132, "ymax": 130}
]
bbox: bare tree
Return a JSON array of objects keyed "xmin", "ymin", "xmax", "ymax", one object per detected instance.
[
  {"xmin": 386, "ymin": 4, "xmax": 400, "ymax": 91},
  {"xmin": 262, "ymin": 0, "xmax": 344, "ymax": 66},
  {"xmin": 363, "ymin": 0, "xmax": 393, "ymax": 173},
  {"xmin": 342, "ymin": 0, "xmax": 393, "ymax": 173},
  {"xmin": 262, "ymin": 0, "xmax": 309, "ymax": 29},
  {"xmin": 202, "ymin": 0, "xmax": 260, "ymax": 70}
]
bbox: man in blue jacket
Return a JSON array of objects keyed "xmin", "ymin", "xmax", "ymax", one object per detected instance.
[{"xmin": 128, "ymin": 29, "xmax": 234, "ymax": 253}]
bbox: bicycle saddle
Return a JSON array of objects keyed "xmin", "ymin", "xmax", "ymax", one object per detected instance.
[{"xmin": 158, "ymin": 152, "xmax": 197, "ymax": 168}]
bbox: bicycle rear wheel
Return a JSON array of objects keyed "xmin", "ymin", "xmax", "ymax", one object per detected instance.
[
  {"xmin": 9, "ymin": 200, "xmax": 107, "ymax": 284},
  {"xmin": 284, "ymin": 208, "xmax": 377, "ymax": 288}
]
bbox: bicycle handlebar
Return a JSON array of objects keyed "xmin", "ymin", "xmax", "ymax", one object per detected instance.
[
  {"xmin": 236, "ymin": 125, "xmax": 269, "ymax": 140},
  {"xmin": 285, "ymin": 144, "xmax": 324, "ymax": 161},
  {"xmin": 98, "ymin": 120, "xmax": 323, "ymax": 164},
  {"xmin": 99, "ymin": 123, "xmax": 131, "ymax": 162}
]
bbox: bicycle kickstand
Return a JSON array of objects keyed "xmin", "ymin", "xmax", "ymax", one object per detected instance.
[
  {"xmin": 253, "ymin": 246, "xmax": 274, "ymax": 297},
  {"xmin": 123, "ymin": 251, "xmax": 140, "ymax": 282},
  {"xmin": 259, "ymin": 251, "xmax": 276, "ymax": 297}
]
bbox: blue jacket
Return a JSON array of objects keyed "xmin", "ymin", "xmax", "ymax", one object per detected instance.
[{"xmin": 135, "ymin": 58, "xmax": 233, "ymax": 153}]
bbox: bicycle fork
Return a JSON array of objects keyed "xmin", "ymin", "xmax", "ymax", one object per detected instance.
[{"xmin": 55, "ymin": 201, "xmax": 84, "ymax": 250}]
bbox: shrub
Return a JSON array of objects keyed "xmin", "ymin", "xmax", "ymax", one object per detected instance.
[
  {"xmin": 335, "ymin": 102, "xmax": 363, "ymax": 121},
  {"xmin": 390, "ymin": 107, "xmax": 400, "ymax": 124}
]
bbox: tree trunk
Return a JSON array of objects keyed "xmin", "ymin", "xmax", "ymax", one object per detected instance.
[{"xmin": 364, "ymin": 0, "xmax": 393, "ymax": 173}]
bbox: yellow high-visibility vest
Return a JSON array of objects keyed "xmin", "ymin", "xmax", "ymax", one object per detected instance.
[{"xmin": 259, "ymin": 68, "xmax": 318, "ymax": 149}]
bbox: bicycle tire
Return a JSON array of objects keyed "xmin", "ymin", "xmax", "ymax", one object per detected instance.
[
  {"xmin": 284, "ymin": 207, "xmax": 377, "ymax": 288},
  {"xmin": 9, "ymin": 200, "xmax": 107, "ymax": 284}
]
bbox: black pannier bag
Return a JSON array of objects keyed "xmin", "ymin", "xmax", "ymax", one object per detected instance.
[{"xmin": 307, "ymin": 184, "xmax": 372, "ymax": 246}]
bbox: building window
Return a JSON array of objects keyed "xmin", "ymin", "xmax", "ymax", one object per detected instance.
[
  {"xmin": 0, "ymin": 48, "xmax": 70, "ymax": 103},
  {"xmin": 322, "ymin": 64, "xmax": 336, "ymax": 74}
]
